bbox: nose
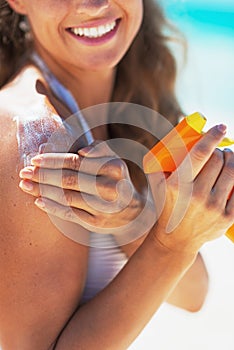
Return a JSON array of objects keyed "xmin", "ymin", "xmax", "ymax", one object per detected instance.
[{"xmin": 74, "ymin": 0, "xmax": 110, "ymax": 16}]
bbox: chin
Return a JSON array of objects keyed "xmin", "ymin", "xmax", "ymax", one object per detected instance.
[{"xmin": 74, "ymin": 50, "xmax": 126, "ymax": 72}]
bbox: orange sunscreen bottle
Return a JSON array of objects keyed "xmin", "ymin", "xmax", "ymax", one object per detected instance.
[{"xmin": 143, "ymin": 112, "xmax": 234, "ymax": 242}]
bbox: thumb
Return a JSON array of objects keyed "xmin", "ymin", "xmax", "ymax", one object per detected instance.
[
  {"xmin": 147, "ymin": 171, "xmax": 168, "ymax": 220},
  {"xmin": 78, "ymin": 140, "xmax": 117, "ymax": 158}
]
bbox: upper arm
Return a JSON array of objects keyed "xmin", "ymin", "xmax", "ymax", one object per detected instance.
[
  {"xmin": 0, "ymin": 112, "xmax": 89, "ymax": 349},
  {"xmin": 166, "ymin": 252, "xmax": 209, "ymax": 312}
]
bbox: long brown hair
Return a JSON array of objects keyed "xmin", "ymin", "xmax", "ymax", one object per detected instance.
[
  {"xmin": 114, "ymin": 1, "xmax": 182, "ymax": 121},
  {"xmin": 109, "ymin": 0, "xmax": 184, "ymax": 155},
  {"xmin": 0, "ymin": 1, "xmax": 32, "ymax": 87}
]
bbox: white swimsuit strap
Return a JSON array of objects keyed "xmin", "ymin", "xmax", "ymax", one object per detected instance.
[{"xmin": 31, "ymin": 52, "xmax": 94, "ymax": 146}]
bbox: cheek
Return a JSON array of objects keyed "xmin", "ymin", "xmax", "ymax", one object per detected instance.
[
  {"xmin": 128, "ymin": 1, "xmax": 143, "ymax": 40},
  {"xmin": 26, "ymin": 4, "xmax": 66, "ymax": 43},
  {"xmin": 127, "ymin": 0, "xmax": 144, "ymax": 34},
  {"xmin": 25, "ymin": 0, "xmax": 68, "ymax": 21}
]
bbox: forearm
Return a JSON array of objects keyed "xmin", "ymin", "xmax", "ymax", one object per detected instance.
[
  {"xmin": 119, "ymin": 240, "xmax": 209, "ymax": 313},
  {"xmin": 166, "ymin": 253, "xmax": 209, "ymax": 312},
  {"xmin": 55, "ymin": 228, "xmax": 197, "ymax": 350}
]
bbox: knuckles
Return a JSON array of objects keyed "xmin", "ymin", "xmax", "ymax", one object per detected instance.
[
  {"xmin": 101, "ymin": 158, "xmax": 127, "ymax": 179},
  {"xmin": 66, "ymin": 154, "xmax": 81, "ymax": 170},
  {"xmin": 97, "ymin": 178, "xmax": 118, "ymax": 201},
  {"xmin": 63, "ymin": 189, "xmax": 74, "ymax": 206},
  {"xmin": 224, "ymin": 159, "xmax": 234, "ymax": 179},
  {"xmin": 210, "ymin": 149, "xmax": 224, "ymax": 166},
  {"xmin": 192, "ymin": 142, "xmax": 211, "ymax": 162},
  {"xmin": 193, "ymin": 145, "xmax": 224, "ymax": 165},
  {"xmin": 62, "ymin": 170, "xmax": 78, "ymax": 188},
  {"xmin": 226, "ymin": 205, "xmax": 234, "ymax": 218},
  {"xmin": 63, "ymin": 207, "xmax": 77, "ymax": 221},
  {"xmin": 38, "ymin": 168, "xmax": 48, "ymax": 184},
  {"xmin": 206, "ymin": 196, "xmax": 223, "ymax": 211},
  {"xmin": 89, "ymin": 214, "xmax": 104, "ymax": 228},
  {"xmin": 45, "ymin": 201, "xmax": 59, "ymax": 217}
]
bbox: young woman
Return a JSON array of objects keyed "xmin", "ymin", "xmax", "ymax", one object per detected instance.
[{"xmin": 0, "ymin": 0, "xmax": 233, "ymax": 349}]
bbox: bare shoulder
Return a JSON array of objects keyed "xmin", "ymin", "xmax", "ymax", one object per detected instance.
[
  {"xmin": 0, "ymin": 65, "xmax": 50, "ymax": 153},
  {"xmin": 0, "ymin": 65, "xmax": 55, "ymax": 200},
  {"xmin": 0, "ymin": 64, "xmax": 50, "ymax": 109},
  {"xmin": 0, "ymin": 67, "xmax": 88, "ymax": 349}
]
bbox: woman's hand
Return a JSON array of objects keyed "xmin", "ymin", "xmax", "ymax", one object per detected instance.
[
  {"xmin": 148, "ymin": 124, "xmax": 234, "ymax": 255},
  {"xmin": 19, "ymin": 141, "xmax": 151, "ymax": 235}
]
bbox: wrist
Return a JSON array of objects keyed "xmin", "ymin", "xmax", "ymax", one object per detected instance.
[{"xmin": 147, "ymin": 223, "xmax": 198, "ymax": 266}]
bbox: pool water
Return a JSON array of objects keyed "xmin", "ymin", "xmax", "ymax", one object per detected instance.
[{"xmin": 165, "ymin": 0, "xmax": 234, "ymax": 143}]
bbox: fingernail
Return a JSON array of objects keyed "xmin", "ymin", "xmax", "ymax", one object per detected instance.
[
  {"xmin": 31, "ymin": 156, "xmax": 42, "ymax": 165},
  {"xmin": 19, "ymin": 180, "xmax": 33, "ymax": 192},
  {"xmin": 19, "ymin": 168, "xmax": 34, "ymax": 179},
  {"xmin": 224, "ymin": 148, "xmax": 233, "ymax": 152},
  {"xmin": 216, "ymin": 124, "xmax": 227, "ymax": 134},
  {"xmin": 39, "ymin": 143, "xmax": 56, "ymax": 153},
  {"xmin": 78, "ymin": 146, "xmax": 93, "ymax": 155},
  {"xmin": 35, "ymin": 198, "xmax": 45, "ymax": 208}
]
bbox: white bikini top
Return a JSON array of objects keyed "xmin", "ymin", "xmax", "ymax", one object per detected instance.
[
  {"xmin": 80, "ymin": 233, "xmax": 127, "ymax": 304},
  {"xmin": 24, "ymin": 53, "xmax": 128, "ymax": 303}
]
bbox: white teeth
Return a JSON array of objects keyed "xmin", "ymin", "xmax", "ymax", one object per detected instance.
[
  {"xmin": 105, "ymin": 24, "xmax": 111, "ymax": 32},
  {"xmin": 98, "ymin": 25, "xmax": 106, "ymax": 36},
  {"xmin": 78, "ymin": 28, "xmax": 84, "ymax": 36},
  {"xmin": 73, "ymin": 28, "xmax": 83, "ymax": 35},
  {"xmin": 70, "ymin": 20, "xmax": 117, "ymax": 38},
  {"xmin": 90, "ymin": 28, "xmax": 98, "ymax": 38},
  {"xmin": 84, "ymin": 28, "xmax": 90, "ymax": 37}
]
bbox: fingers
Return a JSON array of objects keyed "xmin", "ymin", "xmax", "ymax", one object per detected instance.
[
  {"xmin": 32, "ymin": 153, "xmax": 82, "ymax": 170},
  {"xmin": 147, "ymin": 171, "xmax": 167, "ymax": 220},
  {"xmin": 226, "ymin": 187, "xmax": 234, "ymax": 219},
  {"xmin": 19, "ymin": 166, "xmax": 122, "ymax": 202},
  {"xmin": 20, "ymin": 148, "xmax": 129, "ymax": 202},
  {"xmin": 19, "ymin": 176, "xmax": 123, "ymax": 215},
  {"xmin": 19, "ymin": 167, "xmax": 95, "ymax": 196},
  {"xmin": 20, "ymin": 179, "xmax": 83, "ymax": 207},
  {"xmin": 19, "ymin": 179, "xmax": 107, "ymax": 215},
  {"xmin": 176, "ymin": 124, "xmax": 227, "ymax": 181},
  {"xmin": 78, "ymin": 140, "xmax": 116, "ymax": 158},
  {"xmin": 31, "ymin": 152, "xmax": 120, "ymax": 177},
  {"xmin": 33, "ymin": 196, "xmax": 129, "ymax": 233},
  {"xmin": 34, "ymin": 197, "xmax": 94, "ymax": 226},
  {"xmin": 20, "ymin": 166, "xmax": 78, "ymax": 189},
  {"xmin": 193, "ymin": 149, "xmax": 224, "ymax": 197},
  {"xmin": 212, "ymin": 148, "xmax": 234, "ymax": 210}
]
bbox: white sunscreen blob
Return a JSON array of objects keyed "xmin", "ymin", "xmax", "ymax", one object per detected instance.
[
  {"xmin": 14, "ymin": 109, "xmax": 65, "ymax": 166},
  {"xmin": 14, "ymin": 104, "xmax": 90, "ymax": 167}
]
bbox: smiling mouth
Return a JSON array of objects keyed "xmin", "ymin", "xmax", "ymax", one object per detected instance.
[{"xmin": 68, "ymin": 19, "xmax": 120, "ymax": 39}]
